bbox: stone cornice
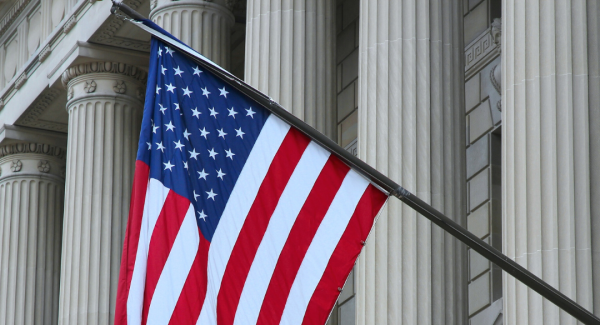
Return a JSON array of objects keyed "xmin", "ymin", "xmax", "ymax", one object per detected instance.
[
  {"xmin": 61, "ymin": 61, "xmax": 148, "ymax": 87},
  {"xmin": 0, "ymin": 0, "xmax": 33, "ymax": 39},
  {"xmin": 0, "ymin": 142, "xmax": 66, "ymax": 159}
]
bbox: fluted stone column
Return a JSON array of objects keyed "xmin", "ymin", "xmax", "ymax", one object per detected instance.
[
  {"xmin": 150, "ymin": 0, "xmax": 235, "ymax": 70},
  {"xmin": 356, "ymin": 1, "xmax": 467, "ymax": 324},
  {"xmin": 58, "ymin": 62, "xmax": 146, "ymax": 324},
  {"xmin": 245, "ymin": 0, "xmax": 336, "ymax": 138},
  {"xmin": 0, "ymin": 141, "xmax": 66, "ymax": 325},
  {"xmin": 502, "ymin": 1, "xmax": 600, "ymax": 324}
]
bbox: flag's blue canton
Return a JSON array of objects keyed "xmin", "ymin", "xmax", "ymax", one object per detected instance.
[{"xmin": 137, "ymin": 38, "xmax": 269, "ymax": 242}]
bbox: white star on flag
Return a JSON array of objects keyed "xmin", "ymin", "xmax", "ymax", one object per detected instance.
[
  {"xmin": 199, "ymin": 127, "xmax": 210, "ymax": 139},
  {"xmin": 174, "ymin": 66, "xmax": 183, "ymax": 76},
  {"xmin": 225, "ymin": 148, "xmax": 235, "ymax": 160},
  {"xmin": 183, "ymin": 87, "xmax": 193, "ymax": 97},
  {"xmin": 193, "ymin": 66, "xmax": 202, "ymax": 76},
  {"xmin": 189, "ymin": 149, "xmax": 200, "ymax": 160},
  {"xmin": 174, "ymin": 140, "xmax": 184, "ymax": 151},
  {"xmin": 165, "ymin": 121, "xmax": 175, "ymax": 132},
  {"xmin": 227, "ymin": 107, "xmax": 238, "ymax": 118},
  {"xmin": 183, "ymin": 129, "xmax": 191, "ymax": 140},
  {"xmin": 216, "ymin": 168, "xmax": 226, "ymax": 180},
  {"xmin": 155, "ymin": 141, "xmax": 165, "ymax": 152},
  {"xmin": 201, "ymin": 87, "xmax": 210, "ymax": 98},
  {"xmin": 192, "ymin": 108, "xmax": 201, "ymax": 118},
  {"xmin": 235, "ymin": 127, "xmax": 245, "ymax": 139},
  {"xmin": 197, "ymin": 210, "xmax": 207, "ymax": 221},
  {"xmin": 209, "ymin": 107, "xmax": 219, "ymax": 118},
  {"xmin": 197, "ymin": 169, "xmax": 209, "ymax": 180},
  {"xmin": 206, "ymin": 189, "xmax": 217, "ymax": 200},
  {"xmin": 208, "ymin": 148, "xmax": 218, "ymax": 160},
  {"xmin": 219, "ymin": 87, "xmax": 229, "ymax": 98},
  {"xmin": 246, "ymin": 107, "xmax": 256, "ymax": 118},
  {"xmin": 163, "ymin": 160, "xmax": 175, "ymax": 171}
]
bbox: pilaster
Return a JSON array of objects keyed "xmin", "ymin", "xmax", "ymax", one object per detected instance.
[
  {"xmin": 356, "ymin": 0, "xmax": 467, "ymax": 324},
  {"xmin": 502, "ymin": 0, "xmax": 599, "ymax": 323},
  {"xmin": 244, "ymin": 0, "xmax": 336, "ymax": 138},
  {"xmin": 0, "ymin": 130, "xmax": 67, "ymax": 325},
  {"xmin": 58, "ymin": 61, "xmax": 146, "ymax": 325},
  {"xmin": 150, "ymin": 0, "xmax": 235, "ymax": 69}
]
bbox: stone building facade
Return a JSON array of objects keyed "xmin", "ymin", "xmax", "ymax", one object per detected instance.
[{"xmin": 0, "ymin": 0, "xmax": 598, "ymax": 324}]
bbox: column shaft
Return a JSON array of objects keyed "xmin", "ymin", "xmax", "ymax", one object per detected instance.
[
  {"xmin": 502, "ymin": 0, "xmax": 599, "ymax": 323},
  {"xmin": 0, "ymin": 143, "xmax": 66, "ymax": 325},
  {"xmin": 356, "ymin": 0, "xmax": 466, "ymax": 324},
  {"xmin": 58, "ymin": 62, "xmax": 145, "ymax": 324},
  {"xmin": 151, "ymin": 0, "xmax": 235, "ymax": 70},
  {"xmin": 245, "ymin": 0, "xmax": 336, "ymax": 138}
]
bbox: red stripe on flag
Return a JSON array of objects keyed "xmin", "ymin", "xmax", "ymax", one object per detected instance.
[
  {"xmin": 115, "ymin": 160, "xmax": 150, "ymax": 325},
  {"xmin": 141, "ymin": 191, "xmax": 191, "ymax": 325},
  {"xmin": 167, "ymin": 232, "xmax": 210, "ymax": 325},
  {"xmin": 301, "ymin": 184, "xmax": 387, "ymax": 325},
  {"xmin": 216, "ymin": 128, "xmax": 311, "ymax": 325},
  {"xmin": 256, "ymin": 156, "xmax": 350, "ymax": 325}
]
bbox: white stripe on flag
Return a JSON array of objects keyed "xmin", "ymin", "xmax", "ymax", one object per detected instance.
[
  {"xmin": 146, "ymin": 203, "xmax": 199, "ymax": 324},
  {"xmin": 279, "ymin": 170, "xmax": 369, "ymax": 325},
  {"xmin": 197, "ymin": 115, "xmax": 291, "ymax": 324},
  {"xmin": 127, "ymin": 178, "xmax": 170, "ymax": 325},
  {"xmin": 233, "ymin": 142, "xmax": 331, "ymax": 325}
]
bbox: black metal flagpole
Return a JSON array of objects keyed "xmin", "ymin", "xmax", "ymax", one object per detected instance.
[{"xmin": 110, "ymin": 2, "xmax": 600, "ymax": 324}]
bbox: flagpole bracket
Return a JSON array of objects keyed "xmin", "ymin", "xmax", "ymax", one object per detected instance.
[
  {"xmin": 391, "ymin": 186, "xmax": 409, "ymax": 199},
  {"xmin": 110, "ymin": 0, "xmax": 146, "ymax": 21}
]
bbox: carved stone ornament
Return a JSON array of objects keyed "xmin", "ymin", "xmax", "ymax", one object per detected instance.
[
  {"xmin": 15, "ymin": 73, "xmax": 27, "ymax": 89},
  {"xmin": 38, "ymin": 44, "xmax": 51, "ymax": 62},
  {"xmin": 491, "ymin": 63, "xmax": 502, "ymax": 111},
  {"xmin": 84, "ymin": 80, "xmax": 97, "ymax": 93},
  {"xmin": 62, "ymin": 62, "xmax": 147, "ymax": 87},
  {"xmin": 68, "ymin": 87, "xmax": 74, "ymax": 100},
  {"xmin": 114, "ymin": 80, "xmax": 127, "ymax": 94},
  {"xmin": 11, "ymin": 160, "xmax": 23, "ymax": 172},
  {"xmin": 491, "ymin": 18, "xmax": 502, "ymax": 47},
  {"xmin": 0, "ymin": 143, "xmax": 66, "ymax": 159},
  {"xmin": 150, "ymin": 0, "xmax": 157, "ymax": 10},
  {"xmin": 63, "ymin": 16, "xmax": 76, "ymax": 34},
  {"xmin": 38, "ymin": 160, "xmax": 50, "ymax": 173}
]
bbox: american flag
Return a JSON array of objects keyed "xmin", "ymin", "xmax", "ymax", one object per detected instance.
[{"xmin": 115, "ymin": 29, "xmax": 388, "ymax": 325}]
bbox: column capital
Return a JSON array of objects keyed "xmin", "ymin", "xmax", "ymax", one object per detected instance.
[
  {"xmin": 61, "ymin": 61, "xmax": 148, "ymax": 107},
  {"xmin": 152, "ymin": 0, "xmax": 236, "ymax": 18},
  {"xmin": 61, "ymin": 61, "xmax": 147, "ymax": 87}
]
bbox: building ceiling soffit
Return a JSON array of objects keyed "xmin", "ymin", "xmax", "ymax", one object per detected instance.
[
  {"xmin": 89, "ymin": 0, "xmax": 152, "ymax": 52},
  {"xmin": 14, "ymin": 86, "xmax": 68, "ymax": 133}
]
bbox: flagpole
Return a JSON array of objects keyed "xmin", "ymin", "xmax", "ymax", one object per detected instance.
[{"xmin": 109, "ymin": 2, "xmax": 600, "ymax": 324}]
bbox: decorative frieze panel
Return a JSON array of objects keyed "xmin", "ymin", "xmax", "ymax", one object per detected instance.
[
  {"xmin": 465, "ymin": 22, "xmax": 501, "ymax": 80},
  {"xmin": 0, "ymin": 0, "xmax": 33, "ymax": 39}
]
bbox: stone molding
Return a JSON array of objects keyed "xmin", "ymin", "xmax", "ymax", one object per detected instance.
[
  {"xmin": 61, "ymin": 61, "xmax": 147, "ymax": 87},
  {"xmin": 0, "ymin": 142, "xmax": 66, "ymax": 159},
  {"xmin": 15, "ymin": 89, "xmax": 68, "ymax": 132},
  {"xmin": 465, "ymin": 27, "xmax": 501, "ymax": 80},
  {"xmin": 0, "ymin": 0, "xmax": 33, "ymax": 39}
]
